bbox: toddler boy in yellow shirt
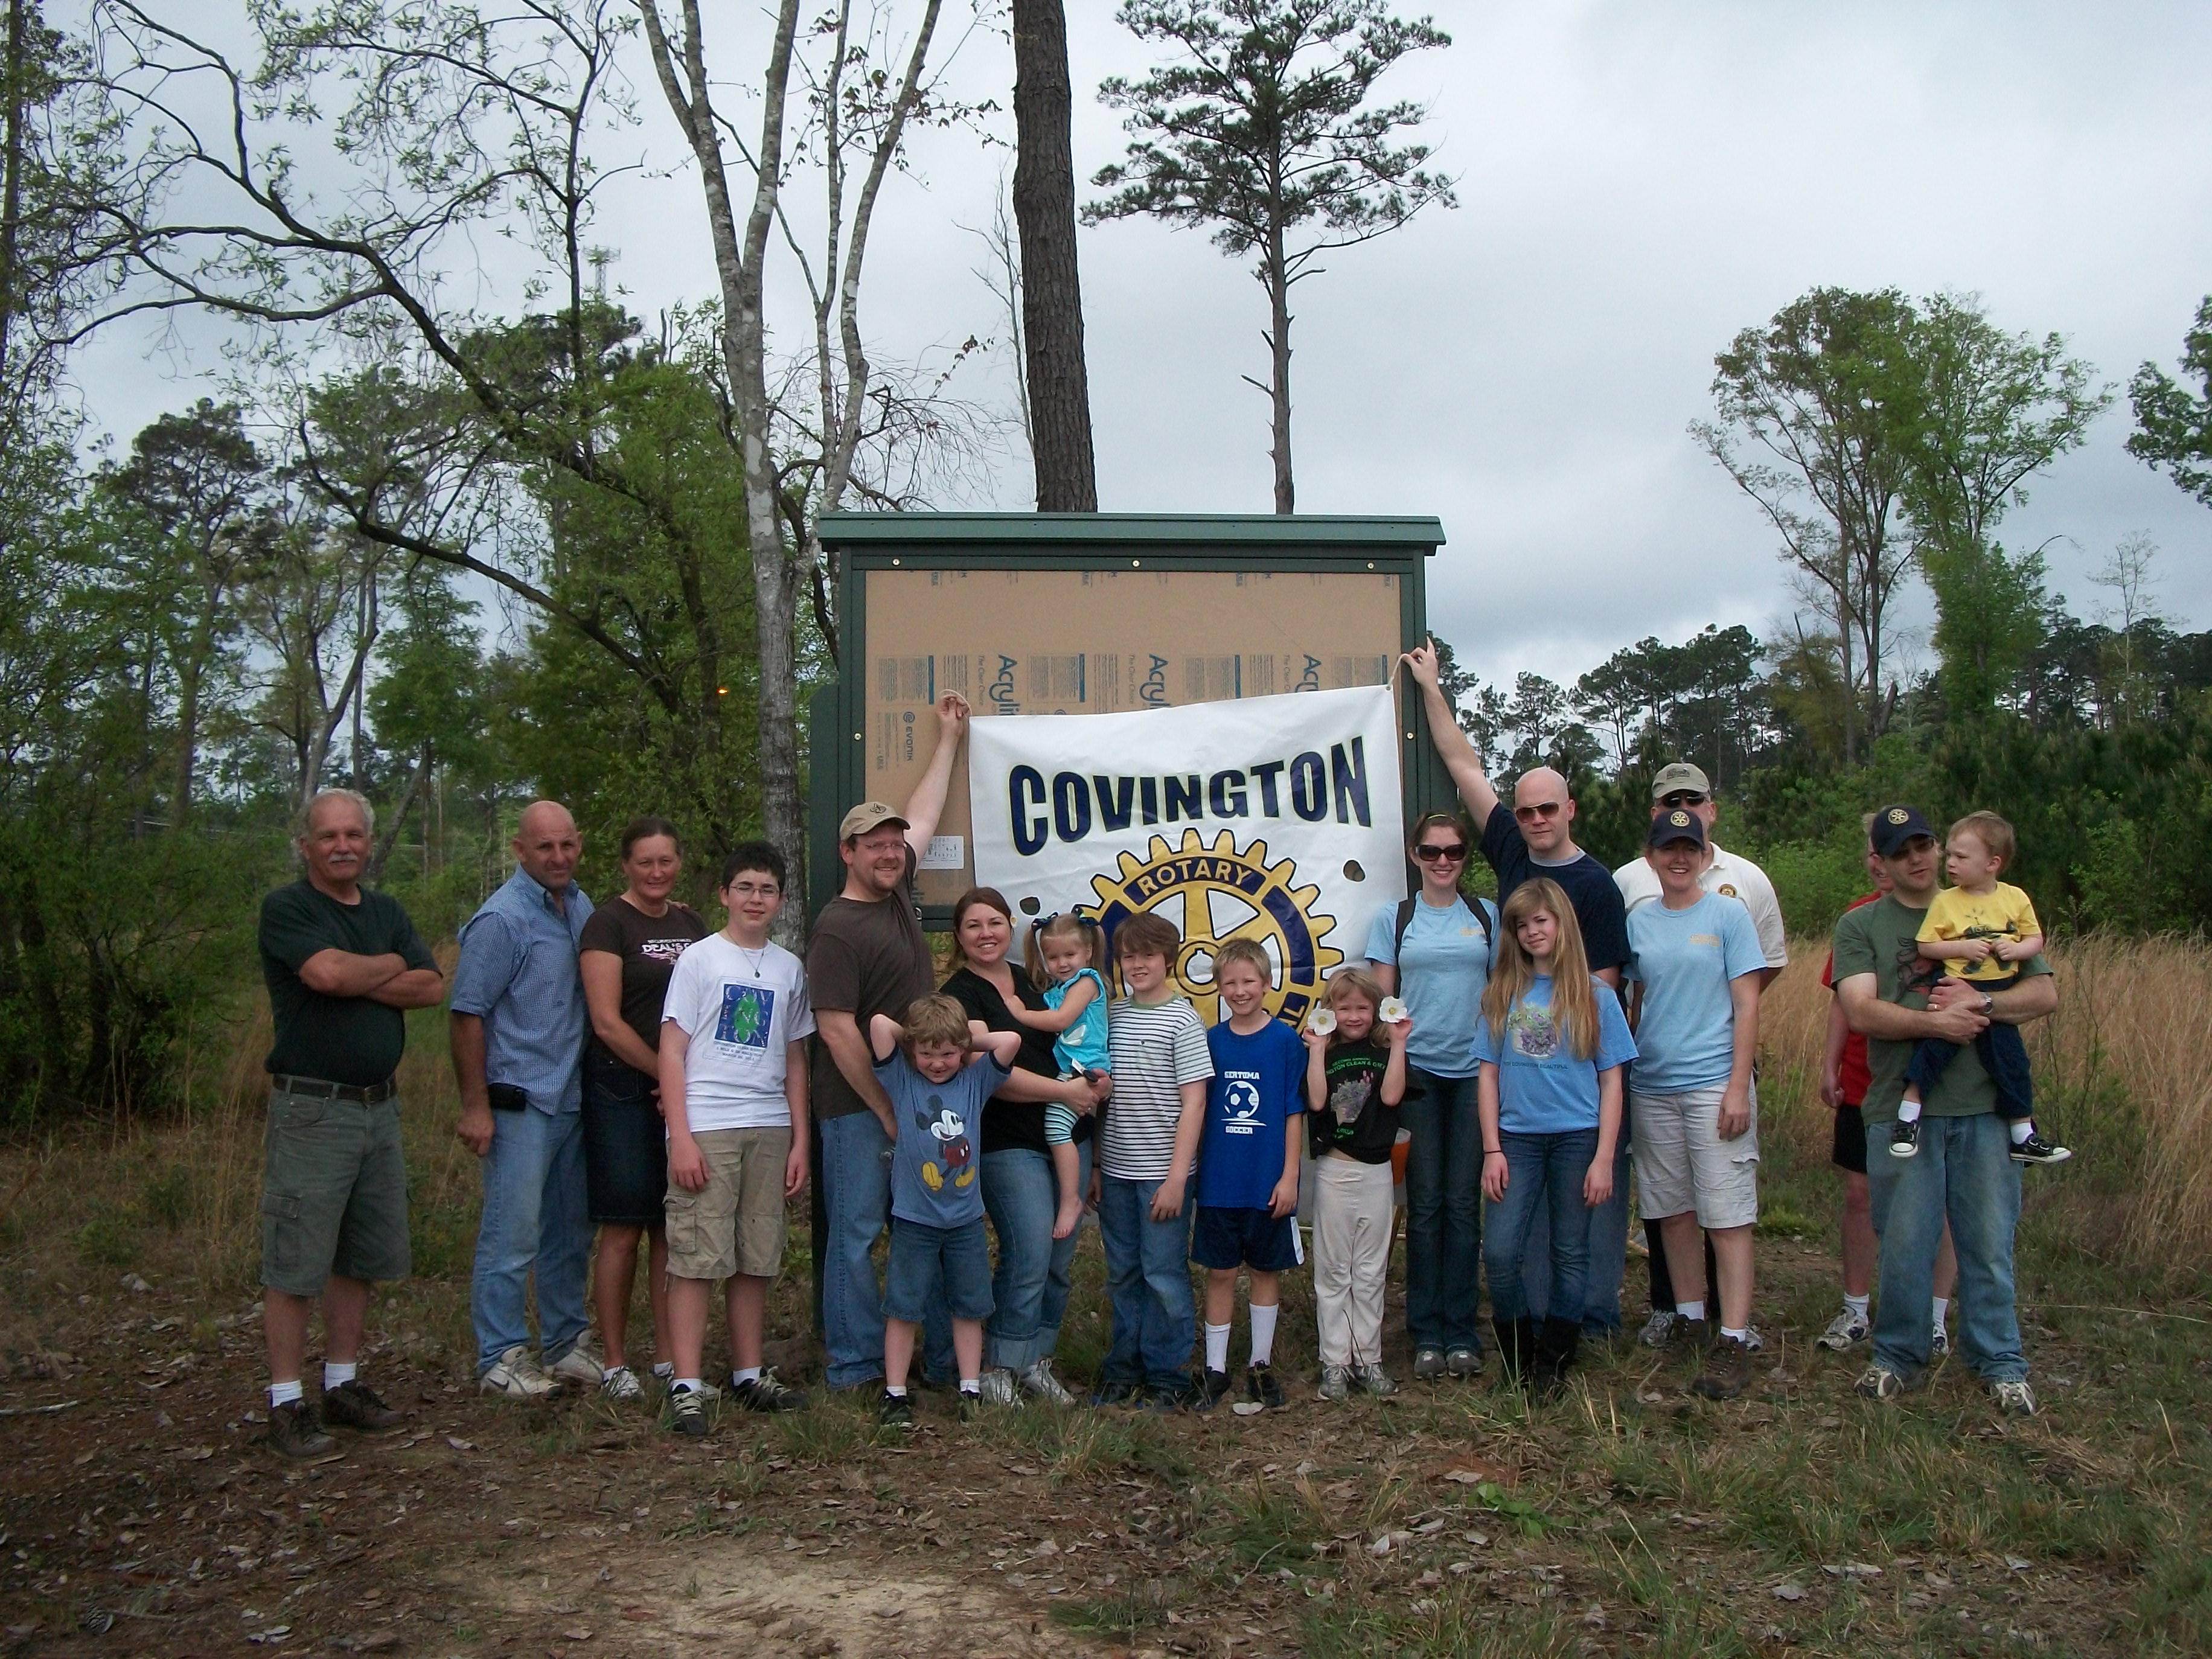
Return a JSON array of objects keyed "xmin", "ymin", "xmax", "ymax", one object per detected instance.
[{"xmin": 1890, "ymin": 811, "xmax": 2070, "ymax": 1166}]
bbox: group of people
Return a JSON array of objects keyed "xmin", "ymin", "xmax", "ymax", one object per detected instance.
[{"xmin": 248, "ymin": 642, "xmax": 2065, "ymax": 1459}]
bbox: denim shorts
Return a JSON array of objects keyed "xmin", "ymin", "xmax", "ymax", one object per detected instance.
[
  {"xmin": 884, "ymin": 1215, "xmax": 994, "ymax": 1323},
  {"xmin": 1191, "ymin": 1204, "xmax": 1302, "ymax": 1273},
  {"xmin": 582, "ymin": 1050, "xmax": 667, "ymax": 1226}
]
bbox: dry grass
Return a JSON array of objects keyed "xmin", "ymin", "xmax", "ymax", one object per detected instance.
[{"xmin": 1757, "ymin": 932, "xmax": 2212, "ymax": 1287}]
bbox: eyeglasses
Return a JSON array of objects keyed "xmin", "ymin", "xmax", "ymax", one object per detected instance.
[
  {"xmin": 1513, "ymin": 801, "xmax": 1564, "ymax": 822},
  {"xmin": 1413, "ymin": 843, "xmax": 1468, "ymax": 862},
  {"xmin": 1658, "ymin": 791, "xmax": 1709, "ymax": 808}
]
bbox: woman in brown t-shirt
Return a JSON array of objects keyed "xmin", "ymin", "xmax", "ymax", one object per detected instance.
[{"xmin": 578, "ymin": 816, "xmax": 708, "ymax": 1399}]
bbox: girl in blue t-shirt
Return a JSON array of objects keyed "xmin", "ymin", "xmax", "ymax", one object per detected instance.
[
  {"xmin": 1474, "ymin": 877, "xmax": 1635, "ymax": 1396},
  {"xmin": 1009, "ymin": 912, "xmax": 1111, "ymax": 1241}
]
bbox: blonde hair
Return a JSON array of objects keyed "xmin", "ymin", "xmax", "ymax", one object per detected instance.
[
  {"xmin": 1482, "ymin": 878, "xmax": 1599, "ymax": 1061},
  {"xmin": 902, "ymin": 994, "xmax": 973, "ymax": 1050},
  {"xmin": 1321, "ymin": 967, "xmax": 1386, "ymax": 1047},
  {"xmin": 1027, "ymin": 911, "xmax": 1106, "ymax": 993},
  {"xmin": 1214, "ymin": 938, "xmax": 1273, "ymax": 983},
  {"xmin": 1949, "ymin": 810, "xmax": 2017, "ymax": 871}
]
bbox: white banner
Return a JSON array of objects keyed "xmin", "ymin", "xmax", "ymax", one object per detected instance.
[{"xmin": 966, "ymin": 685, "xmax": 1406, "ymax": 1026}]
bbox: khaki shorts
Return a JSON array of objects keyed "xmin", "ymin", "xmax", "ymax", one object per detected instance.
[
  {"xmin": 665, "ymin": 1127, "xmax": 791, "ymax": 1280},
  {"xmin": 259, "ymin": 1087, "xmax": 412, "ymax": 1297},
  {"xmin": 1631, "ymin": 1084, "xmax": 1759, "ymax": 1230}
]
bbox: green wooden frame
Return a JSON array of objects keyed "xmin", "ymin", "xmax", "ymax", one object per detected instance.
[{"xmin": 808, "ymin": 511, "xmax": 1450, "ymax": 924}]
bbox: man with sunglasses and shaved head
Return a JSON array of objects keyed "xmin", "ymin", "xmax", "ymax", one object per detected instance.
[{"xmin": 1404, "ymin": 641, "xmax": 1635, "ymax": 1342}]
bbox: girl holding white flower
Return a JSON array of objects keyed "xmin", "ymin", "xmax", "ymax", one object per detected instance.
[{"xmin": 1303, "ymin": 968, "xmax": 1413, "ymax": 1400}]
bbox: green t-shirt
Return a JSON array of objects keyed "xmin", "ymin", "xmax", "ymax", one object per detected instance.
[
  {"xmin": 1829, "ymin": 893, "xmax": 2051, "ymax": 1124},
  {"xmin": 260, "ymin": 879, "xmax": 438, "ymax": 1088}
]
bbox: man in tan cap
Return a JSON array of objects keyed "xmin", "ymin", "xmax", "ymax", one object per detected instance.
[
  {"xmin": 1613, "ymin": 761, "xmax": 1788, "ymax": 1347},
  {"xmin": 807, "ymin": 692, "xmax": 971, "ymax": 1390}
]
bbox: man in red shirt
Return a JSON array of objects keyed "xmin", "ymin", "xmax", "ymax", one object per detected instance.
[{"xmin": 1815, "ymin": 819, "xmax": 1955, "ymax": 1354}]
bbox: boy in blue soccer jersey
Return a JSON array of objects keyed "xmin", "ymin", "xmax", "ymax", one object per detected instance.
[{"xmin": 1191, "ymin": 939, "xmax": 1306, "ymax": 1411}]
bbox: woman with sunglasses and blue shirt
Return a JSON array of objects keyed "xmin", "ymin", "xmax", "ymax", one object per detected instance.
[{"xmin": 1367, "ymin": 810, "xmax": 1500, "ymax": 1379}]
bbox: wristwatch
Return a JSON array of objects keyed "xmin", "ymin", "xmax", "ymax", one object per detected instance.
[{"xmin": 1977, "ymin": 991, "xmax": 1995, "ymax": 1016}]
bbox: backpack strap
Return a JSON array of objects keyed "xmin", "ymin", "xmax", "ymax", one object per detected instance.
[{"xmin": 1396, "ymin": 895, "xmax": 1496, "ymax": 957}]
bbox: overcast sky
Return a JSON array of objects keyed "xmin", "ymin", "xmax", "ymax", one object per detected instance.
[{"xmin": 75, "ymin": 1, "xmax": 2212, "ymax": 691}]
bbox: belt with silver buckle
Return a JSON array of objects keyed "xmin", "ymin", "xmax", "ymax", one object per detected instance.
[{"xmin": 272, "ymin": 1073, "xmax": 397, "ymax": 1105}]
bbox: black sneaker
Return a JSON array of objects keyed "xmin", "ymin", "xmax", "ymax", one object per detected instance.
[
  {"xmin": 1890, "ymin": 1118, "xmax": 1921, "ymax": 1158},
  {"xmin": 1192, "ymin": 1368, "xmax": 1234, "ymax": 1413},
  {"xmin": 267, "ymin": 1399, "xmax": 342, "ymax": 1463},
  {"xmin": 1091, "ymin": 1377, "xmax": 1143, "ymax": 1407},
  {"xmin": 730, "ymin": 1370, "xmax": 807, "ymax": 1413},
  {"xmin": 666, "ymin": 1383, "xmax": 709, "ymax": 1437},
  {"xmin": 2010, "ymin": 1132, "xmax": 2072, "ymax": 1165},
  {"xmin": 1245, "ymin": 1361, "xmax": 1286, "ymax": 1410},
  {"xmin": 1143, "ymin": 1379, "xmax": 1191, "ymax": 1413},
  {"xmin": 957, "ymin": 1387, "xmax": 984, "ymax": 1422},
  {"xmin": 877, "ymin": 1389, "xmax": 916, "ymax": 1431},
  {"xmin": 320, "ymin": 1379, "xmax": 404, "ymax": 1434}
]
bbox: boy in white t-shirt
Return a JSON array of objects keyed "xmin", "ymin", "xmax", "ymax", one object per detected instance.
[{"xmin": 657, "ymin": 842, "xmax": 815, "ymax": 1436}]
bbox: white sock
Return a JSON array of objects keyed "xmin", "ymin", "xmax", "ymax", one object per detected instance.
[
  {"xmin": 673, "ymin": 1376, "xmax": 703, "ymax": 1394},
  {"xmin": 1204, "ymin": 1322, "xmax": 1231, "ymax": 1373},
  {"xmin": 732, "ymin": 1366, "xmax": 762, "ymax": 1387},
  {"xmin": 1249, "ymin": 1303, "xmax": 1279, "ymax": 1366},
  {"xmin": 2010, "ymin": 1120, "xmax": 2035, "ymax": 1145},
  {"xmin": 1675, "ymin": 1300, "xmax": 1706, "ymax": 1322},
  {"xmin": 1721, "ymin": 1325, "xmax": 1750, "ymax": 1343},
  {"xmin": 1932, "ymin": 1296, "xmax": 1949, "ymax": 1328},
  {"xmin": 269, "ymin": 1378, "xmax": 304, "ymax": 1408},
  {"xmin": 1843, "ymin": 1294, "xmax": 1870, "ymax": 1321},
  {"xmin": 652, "ymin": 1361, "xmax": 674, "ymax": 1379},
  {"xmin": 959, "ymin": 1378, "xmax": 981, "ymax": 1395},
  {"xmin": 884, "ymin": 1383, "xmax": 908, "ymax": 1398},
  {"xmin": 322, "ymin": 1360, "xmax": 356, "ymax": 1390},
  {"xmin": 1897, "ymin": 1098, "xmax": 1923, "ymax": 1124}
]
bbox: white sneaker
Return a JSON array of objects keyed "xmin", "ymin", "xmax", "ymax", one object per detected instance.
[
  {"xmin": 1931, "ymin": 1325, "xmax": 1951, "ymax": 1360},
  {"xmin": 548, "ymin": 1344, "xmax": 606, "ymax": 1390},
  {"xmin": 1317, "ymin": 1365, "xmax": 1352, "ymax": 1401},
  {"xmin": 1019, "ymin": 1358, "xmax": 1076, "ymax": 1405},
  {"xmin": 480, "ymin": 1345, "xmax": 556, "ymax": 1399},
  {"xmin": 1818, "ymin": 1309, "xmax": 1870, "ymax": 1352},
  {"xmin": 977, "ymin": 1368, "xmax": 1020, "ymax": 1407},
  {"xmin": 600, "ymin": 1364, "xmax": 644, "ymax": 1401},
  {"xmin": 1636, "ymin": 1310, "xmax": 1681, "ymax": 1349},
  {"xmin": 1989, "ymin": 1379, "xmax": 2037, "ymax": 1416}
]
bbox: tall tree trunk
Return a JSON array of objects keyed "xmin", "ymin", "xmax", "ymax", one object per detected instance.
[
  {"xmin": 0, "ymin": 0, "xmax": 25, "ymax": 392},
  {"xmin": 1009, "ymin": 0, "xmax": 1096, "ymax": 512},
  {"xmin": 1264, "ymin": 223, "xmax": 1294, "ymax": 514},
  {"xmin": 365, "ymin": 743, "xmax": 431, "ymax": 884}
]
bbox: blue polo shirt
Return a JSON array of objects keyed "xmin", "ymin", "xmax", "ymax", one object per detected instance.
[{"xmin": 450, "ymin": 868, "xmax": 595, "ymax": 1114}]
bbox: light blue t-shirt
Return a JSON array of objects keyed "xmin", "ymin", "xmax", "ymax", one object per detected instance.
[
  {"xmin": 1363, "ymin": 895, "xmax": 1497, "ymax": 1078},
  {"xmin": 1046, "ymin": 966, "xmax": 1111, "ymax": 1076},
  {"xmin": 1624, "ymin": 891, "xmax": 1766, "ymax": 1092},
  {"xmin": 1471, "ymin": 974, "xmax": 1637, "ymax": 1136}
]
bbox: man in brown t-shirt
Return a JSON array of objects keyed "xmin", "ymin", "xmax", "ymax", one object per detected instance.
[{"xmin": 809, "ymin": 692, "xmax": 968, "ymax": 1390}]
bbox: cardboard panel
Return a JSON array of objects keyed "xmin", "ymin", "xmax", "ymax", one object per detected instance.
[{"xmin": 860, "ymin": 567, "xmax": 1404, "ymax": 907}]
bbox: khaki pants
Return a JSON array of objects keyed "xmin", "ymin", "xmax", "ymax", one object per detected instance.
[{"xmin": 1313, "ymin": 1155, "xmax": 1393, "ymax": 1369}]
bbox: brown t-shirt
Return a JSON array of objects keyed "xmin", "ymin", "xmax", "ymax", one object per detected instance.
[
  {"xmin": 578, "ymin": 895, "xmax": 709, "ymax": 1059},
  {"xmin": 806, "ymin": 847, "xmax": 932, "ymax": 1120}
]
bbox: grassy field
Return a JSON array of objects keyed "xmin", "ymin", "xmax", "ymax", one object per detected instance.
[{"xmin": 1, "ymin": 938, "xmax": 2208, "ymax": 1655}]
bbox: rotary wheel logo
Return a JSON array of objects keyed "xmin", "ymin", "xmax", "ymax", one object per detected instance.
[{"xmin": 1084, "ymin": 829, "xmax": 1341, "ymax": 1026}]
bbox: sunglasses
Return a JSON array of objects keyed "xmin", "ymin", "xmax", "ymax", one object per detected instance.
[
  {"xmin": 1513, "ymin": 801, "xmax": 1564, "ymax": 822},
  {"xmin": 1413, "ymin": 842, "xmax": 1468, "ymax": 862},
  {"xmin": 1658, "ymin": 791, "xmax": 1708, "ymax": 808}
]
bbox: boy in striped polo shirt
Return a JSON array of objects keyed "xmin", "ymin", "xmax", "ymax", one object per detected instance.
[{"xmin": 1092, "ymin": 912, "xmax": 1213, "ymax": 1408}]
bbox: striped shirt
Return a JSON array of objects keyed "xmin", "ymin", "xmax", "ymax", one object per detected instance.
[{"xmin": 1101, "ymin": 996, "xmax": 1214, "ymax": 1181}]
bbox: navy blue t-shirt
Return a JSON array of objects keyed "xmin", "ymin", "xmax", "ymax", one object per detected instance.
[
  {"xmin": 1197, "ymin": 1018, "xmax": 1306, "ymax": 1210},
  {"xmin": 1480, "ymin": 802, "xmax": 1631, "ymax": 975}
]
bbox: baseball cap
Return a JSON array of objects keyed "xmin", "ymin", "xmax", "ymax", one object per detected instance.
[
  {"xmin": 1650, "ymin": 762, "xmax": 1711, "ymax": 802},
  {"xmin": 839, "ymin": 802, "xmax": 910, "ymax": 841},
  {"xmin": 1645, "ymin": 807, "xmax": 1709, "ymax": 849},
  {"xmin": 1869, "ymin": 804, "xmax": 1936, "ymax": 858}
]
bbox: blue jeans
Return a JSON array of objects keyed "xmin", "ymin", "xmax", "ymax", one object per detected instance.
[
  {"xmin": 1515, "ymin": 1130, "xmax": 1629, "ymax": 1335},
  {"xmin": 472, "ymin": 1104, "xmax": 591, "ymax": 1373},
  {"xmin": 1402, "ymin": 1067, "xmax": 1483, "ymax": 1353},
  {"xmin": 1096, "ymin": 1173, "xmax": 1196, "ymax": 1391},
  {"xmin": 819, "ymin": 1110, "xmax": 952, "ymax": 1387},
  {"xmin": 1484, "ymin": 1130, "xmax": 1599, "ymax": 1325},
  {"xmin": 981, "ymin": 1141, "xmax": 1092, "ymax": 1372},
  {"xmin": 1867, "ymin": 1111, "xmax": 2026, "ymax": 1382}
]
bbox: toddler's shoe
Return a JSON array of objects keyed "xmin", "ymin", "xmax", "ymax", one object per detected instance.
[
  {"xmin": 1889, "ymin": 1119, "xmax": 1921, "ymax": 1158},
  {"xmin": 2010, "ymin": 1133, "xmax": 2071, "ymax": 1165}
]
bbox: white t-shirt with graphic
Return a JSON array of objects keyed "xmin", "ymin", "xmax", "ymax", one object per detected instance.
[{"xmin": 660, "ymin": 933, "xmax": 816, "ymax": 1132}]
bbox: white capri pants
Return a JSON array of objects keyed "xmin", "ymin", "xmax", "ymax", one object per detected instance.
[{"xmin": 1312, "ymin": 1154, "xmax": 1394, "ymax": 1369}]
